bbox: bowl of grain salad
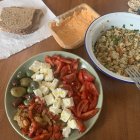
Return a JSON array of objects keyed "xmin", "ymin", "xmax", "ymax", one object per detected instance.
[{"xmin": 85, "ymin": 12, "xmax": 140, "ymax": 83}]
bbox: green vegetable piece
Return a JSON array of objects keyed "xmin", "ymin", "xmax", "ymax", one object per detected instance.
[
  {"xmin": 20, "ymin": 78, "xmax": 32, "ymax": 87},
  {"xmin": 30, "ymin": 81, "xmax": 39, "ymax": 90},
  {"xmin": 11, "ymin": 87, "xmax": 26, "ymax": 97},
  {"xmin": 17, "ymin": 71, "xmax": 25, "ymax": 79},
  {"xmin": 26, "ymin": 69, "xmax": 34, "ymax": 77},
  {"xmin": 27, "ymin": 86, "xmax": 34, "ymax": 94}
]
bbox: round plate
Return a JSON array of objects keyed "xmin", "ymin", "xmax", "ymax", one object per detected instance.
[{"xmin": 5, "ymin": 51, "xmax": 103, "ymax": 140}]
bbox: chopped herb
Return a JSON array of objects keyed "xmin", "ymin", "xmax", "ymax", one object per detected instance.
[
  {"xmin": 134, "ymin": 29, "xmax": 139, "ymax": 32},
  {"xmin": 111, "ymin": 26, "xmax": 115, "ymax": 28},
  {"xmin": 122, "ymin": 24, "xmax": 125, "ymax": 28},
  {"xmin": 130, "ymin": 24, "xmax": 133, "ymax": 26},
  {"xmin": 107, "ymin": 20, "xmax": 109, "ymax": 22}
]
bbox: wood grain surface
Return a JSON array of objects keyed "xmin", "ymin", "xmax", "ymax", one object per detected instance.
[{"xmin": 0, "ymin": 0, "xmax": 140, "ymax": 140}]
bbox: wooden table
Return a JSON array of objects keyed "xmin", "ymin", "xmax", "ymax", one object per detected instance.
[{"xmin": 0, "ymin": 0, "xmax": 140, "ymax": 140}]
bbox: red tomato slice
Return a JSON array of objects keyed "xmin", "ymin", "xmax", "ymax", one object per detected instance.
[
  {"xmin": 53, "ymin": 124, "xmax": 61, "ymax": 133},
  {"xmin": 73, "ymin": 95, "xmax": 81, "ymax": 105},
  {"xmin": 81, "ymin": 69, "xmax": 95, "ymax": 82},
  {"xmin": 77, "ymin": 99, "xmax": 89, "ymax": 117},
  {"xmin": 88, "ymin": 95, "xmax": 98, "ymax": 110},
  {"xmin": 45, "ymin": 56, "xmax": 54, "ymax": 66},
  {"xmin": 78, "ymin": 70, "xmax": 84, "ymax": 83},
  {"xmin": 62, "ymin": 72, "xmax": 76, "ymax": 83},
  {"xmin": 59, "ymin": 57, "xmax": 73, "ymax": 64},
  {"xmin": 60, "ymin": 65, "xmax": 71, "ymax": 78},
  {"xmin": 54, "ymin": 60, "xmax": 64, "ymax": 75},
  {"xmin": 71, "ymin": 59, "xmax": 79, "ymax": 71},
  {"xmin": 69, "ymin": 106, "xmax": 77, "ymax": 117},
  {"xmin": 76, "ymin": 119, "xmax": 86, "ymax": 132},
  {"xmin": 80, "ymin": 108, "xmax": 99, "ymax": 120},
  {"xmin": 54, "ymin": 132, "xmax": 63, "ymax": 140},
  {"xmin": 85, "ymin": 82, "xmax": 99, "ymax": 97}
]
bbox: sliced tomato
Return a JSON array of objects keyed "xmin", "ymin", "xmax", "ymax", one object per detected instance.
[
  {"xmin": 77, "ymin": 99, "xmax": 89, "ymax": 117},
  {"xmin": 81, "ymin": 69, "xmax": 95, "ymax": 82},
  {"xmin": 69, "ymin": 106, "xmax": 77, "ymax": 116},
  {"xmin": 80, "ymin": 108, "xmax": 99, "ymax": 120},
  {"xmin": 59, "ymin": 57, "xmax": 73, "ymax": 64},
  {"xmin": 62, "ymin": 72, "xmax": 76, "ymax": 83},
  {"xmin": 78, "ymin": 70, "xmax": 84, "ymax": 83},
  {"xmin": 76, "ymin": 119, "xmax": 86, "ymax": 132},
  {"xmin": 71, "ymin": 80, "xmax": 81, "ymax": 92},
  {"xmin": 71, "ymin": 59, "xmax": 79, "ymax": 71},
  {"xmin": 53, "ymin": 124, "xmax": 61, "ymax": 133},
  {"xmin": 53, "ymin": 60, "xmax": 64, "ymax": 75},
  {"xmin": 73, "ymin": 95, "xmax": 81, "ymax": 106},
  {"xmin": 88, "ymin": 95, "xmax": 98, "ymax": 110},
  {"xmin": 80, "ymin": 91, "xmax": 88, "ymax": 99},
  {"xmin": 54, "ymin": 132, "xmax": 63, "ymax": 140},
  {"xmin": 45, "ymin": 56, "xmax": 54, "ymax": 66},
  {"xmin": 85, "ymin": 82, "xmax": 99, "ymax": 97},
  {"xmin": 60, "ymin": 65, "xmax": 71, "ymax": 78}
]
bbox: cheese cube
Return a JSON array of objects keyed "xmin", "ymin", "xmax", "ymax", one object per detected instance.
[
  {"xmin": 40, "ymin": 63, "xmax": 51, "ymax": 70},
  {"xmin": 60, "ymin": 108, "xmax": 72, "ymax": 122},
  {"xmin": 62, "ymin": 97, "xmax": 74, "ymax": 108},
  {"xmin": 29, "ymin": 61, "xmax": 42, "ymax": 72},
  {"xmin": 49, "ymin": 106, "xmax": 62, "ymax": 115},
  {"xmin": 52, "ymin": 88, "xmax": 68, "ymax": 98},
  {"xmin": 40, "ymin": 86, "xmax": 49, "ymax": 96},
  {"xmin": 33, "ymin": 89, "xmax": 42, "ymax": 97},
  {"xmin": 35, "ymin": 74, "xmax": 44, "ymax": 81},
  {"xmin": 44, "ymin": 69, "xmax": 54, "ymax": 81},
  {"xmin": 62, "ymin": 126, "xmax": 71, "ymax": 138},
  {"xmin": 53, "ymin": 98, "xmax": 62, "ymax": 109},
  {"xmin": 68, "ymin": 119, "xmax": 78, "ymax": 129},
  {"xmin": 45, "ymin": 78, "xmax": 59, "ymax": 91},
  {"xmin": 44, "ymin": 94, "xmax": 55, "ymax": 106}
]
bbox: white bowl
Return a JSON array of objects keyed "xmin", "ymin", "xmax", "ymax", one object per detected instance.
[{"xmin": 85, "ymin": 12, "xmax": 140, "ymax": 83}]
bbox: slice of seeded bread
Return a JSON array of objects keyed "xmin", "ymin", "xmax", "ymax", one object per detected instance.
[{"xmin": 0, "ymin": 7, "xmax": 43, "ymax": 34}]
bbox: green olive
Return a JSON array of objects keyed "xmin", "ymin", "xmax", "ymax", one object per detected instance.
[
  {"xmin": 26, "ymin": 69, "xmax": 34, "ymax": 77},
  {"xmin": 27, "ymin": 86, "xmax": 34, "ymax": 94},
  {"xmin": 17, "ymin": 71, "xmax": 25, "ymax": 79},
  {"xmin": 11, "ymin": 87, "xmax": 26, "ymax": 97},
  {"xmin": 20, "ymin": 78, "xmax": 32, "ymax": 87},
  {"xmin": 30, "ymin": 81, "xmax": 39, "ymax": 90}
]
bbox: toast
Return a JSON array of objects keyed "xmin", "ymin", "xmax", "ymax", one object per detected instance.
[{"xmin": 0, "ymin": 7, "xmax": 43, "ymax": 34}]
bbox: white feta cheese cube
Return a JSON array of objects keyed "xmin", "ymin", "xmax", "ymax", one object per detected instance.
[
  {"xmin": 29, "ymin": 61, "xmax": 42, "ymax": 72},
  {"xmin": 52, "ymin": 88, "xmax": 68, "ymax": 98},
  {"xmin": 35, "ymin": 74, "xmax": 44, "ymax": 81},
  {"xmin": 45, "ymin": 78, "xmax": 59, "ymax": 91},
  {"xmin": 62, "ymin": 97, "xmax": 74, "ymax": 108},
  {"xmin": 31, "ymin": 72, "xmax": 39, "ymax": 80},
  {"xmin": 33, "ymin": 89, "xmax": 42, "ymax": 97},
  {"xmin": 40, "ymin": 86, "xmax": 49, "ymax": 96},
  {"xmin": 60, "ymin": 108, "xmax": 72, "ymax": 122},
  {"xmin": 40, "ymin": 63, "xmax": 51, "ymax": 70},
  {"xmin": 53, "ymin": 98, "xmax": 62, "ymax": 109},
  {"xmin": 44, "ymin": 69, "xmax": 54, "ymax": 81},
  {"xmin": 49, "ymin": 106, "xmax": 62, "ymax": 115},
  {"xmin": 62, "ymin": 126, "xmax": 71, "ymax": 138},
  {"xmin": 68, "ymin": 119, "xmax": 78, "ymax": 129},
  {"xmin": 44, "ymin": 94, "xmax": 55, "ymax": 106}
]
